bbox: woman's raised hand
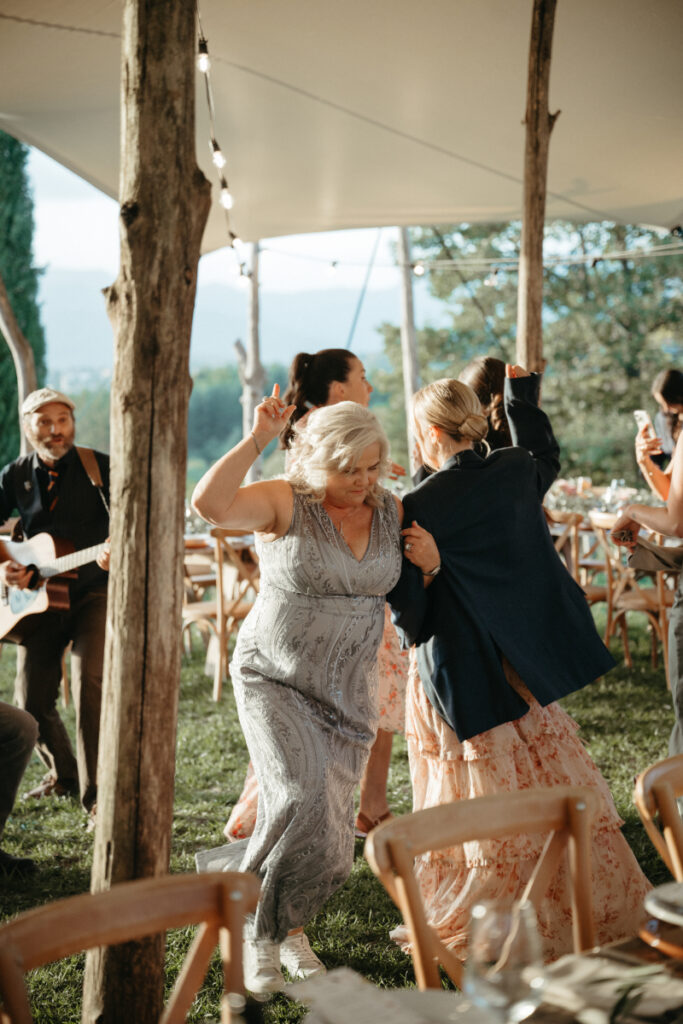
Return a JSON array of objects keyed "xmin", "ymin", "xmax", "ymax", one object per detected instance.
[
  {"xmin": 505, "ymin": 364, "xmax": 531, "ymax": 379},
  {"xmin": 635, "ymin": 424, "xmax": 662, "ymax": 463},
  {"xmin": 401, "ymin": 520, "xmax": 440, "ymax": 575},
  {"xmin": 252, "ymin": 384, "xmax": 297, "ymax": 448}
]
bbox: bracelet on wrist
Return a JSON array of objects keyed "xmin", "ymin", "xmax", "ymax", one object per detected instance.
[
  {"xmin": 250, "ymin": 432, "xmax": 262, "ymax": 456},
  {"xmin": 423, "ymin": 563, "xmax": 441, "ymax": 577}
]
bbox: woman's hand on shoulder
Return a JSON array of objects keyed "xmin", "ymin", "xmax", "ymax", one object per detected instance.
[
  {"xmin": 401, "ymin": 520, "xmax": 440, "ymax": 575},
  {"xmin": 251, "ymin": 384, "xmax": 297, "ymax": 452}
]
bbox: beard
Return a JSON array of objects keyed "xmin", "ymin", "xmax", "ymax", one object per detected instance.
[
  {"xmin": 34, "ymin": 438, "xmax": 74, "ymax": 462},
  {"xmin": 26, "ymin": 426, "xmax": 75, "ymax": 464}
]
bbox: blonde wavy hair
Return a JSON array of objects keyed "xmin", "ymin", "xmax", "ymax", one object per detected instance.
[
  {"xmin": 286, "ymin": 401, "xmax": 391, "ymax": 506},
  {"xmin": 412, "ymin": 378, "xmax": 489, "ymax": 446}
]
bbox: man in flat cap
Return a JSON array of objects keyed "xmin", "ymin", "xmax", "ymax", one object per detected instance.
[{"xmin": 0, "ymin": 388, "xmax": 110, "ymax": 826}]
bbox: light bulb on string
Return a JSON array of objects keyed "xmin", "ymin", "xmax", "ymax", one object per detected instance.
[
  {"xmin": 484, "ymin": 269, "xmax": 499, "ymax": 287},
  {"xmin": 238, "ymin": 265, "xmax": 251, "ymax": 288},
  {"xmin": 219, "ymin": 176, "xmax": 234, "ymax": 210},
  {"xmin": 412, "ymin": 262, "xmax": 425, "ymax": 277},
  {"xmin": 230, "ymin": 232, "xmax": 243, "ymax": 250},
  {"xmin": 211, "ymin": 139, "xmax": 226, "ymax": 169},
  {"xmin": 197, "ymin": 37, "xmax": 211, "ymax": 73},
  {"xmin": 327, "ymin": 260, "xmax": 338, "ymax": 278}
]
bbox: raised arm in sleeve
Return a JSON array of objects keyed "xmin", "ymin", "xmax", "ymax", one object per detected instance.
[{"xmin": 504, "ymin": 374, "xmax": 560, "ymax": 498}]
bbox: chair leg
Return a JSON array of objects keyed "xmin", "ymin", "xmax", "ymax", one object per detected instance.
[
  {"xmin": 212, "ymin": 626, "xmax": 224, "ymax": 702},
  {"xmin": 61, "ymin": 648, "xmax": 70, "ymax": 707},
  {"xmin": 616, "ymin": 615, "xmax": 632, "ymax": 668},
  {"xmin": 662, "ymin": 619, "xmax": 672, "ymax": 691}
]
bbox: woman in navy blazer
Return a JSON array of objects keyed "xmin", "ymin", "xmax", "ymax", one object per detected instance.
[{"xmin": 387, "ymin": 366, "xmax": 650, "ymax": 963}]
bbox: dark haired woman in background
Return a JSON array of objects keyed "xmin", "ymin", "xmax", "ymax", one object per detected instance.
[
  {"xmin": 458, "ymin": 355, "xmax": 514, "ymax": 450},
  {"xmin": 225, "ymin": 349, "xmax": 407, "ymax": 844},
  {"xmin": 636, "ymin": 368, "xmax": 683, "ymax": 497}
]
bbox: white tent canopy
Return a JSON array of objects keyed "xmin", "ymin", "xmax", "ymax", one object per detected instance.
[{"xmin": 0, "ymin": 0, "xmax": 682, "ymax": 252}]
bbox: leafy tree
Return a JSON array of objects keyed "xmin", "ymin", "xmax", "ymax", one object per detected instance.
[
  {"xmin": 375, "ymin": 222, "xmax": 683, "ymax": 482},
  {"xmin": 0, "ymin": 132, "xmax": 46, "ymax": 464}
]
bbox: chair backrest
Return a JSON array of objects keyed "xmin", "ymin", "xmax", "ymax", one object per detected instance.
[
  {"xmin": 0, "ymin": 871, "xmax": 260, "ymax": 1024},
  {"xmin": 544, "ymin": 508, "xmax": 583, "ymax": 582},
  {"xmin": 211, "ymin": 529, "xmax": 259, "ymax": 609},
  {"xmin": 364, "ymin": 785, "xmax": 599, "ymax": 990},
  {"xmin": 634, "ymin": 755, "xmax": 683, "ymax": 881}
]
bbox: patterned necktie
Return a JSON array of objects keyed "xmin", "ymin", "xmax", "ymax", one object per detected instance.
[{"xmin": 46, "ymin": 468, "xmax": 60, "ymax": 512}]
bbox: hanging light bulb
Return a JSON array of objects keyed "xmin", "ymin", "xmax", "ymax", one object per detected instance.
[
  {"xmin": 219, "ymin": 176, "xmax": 234, "ymax": 210},
  {"xmin": 327, "ymin": 260, "xmax": 338, "ymax": 278},
  {"xmin": 412, "ymin": 262, "xmax": 425, "ymax": 277},
  {"xmin": 230, "ymin": 232, "xmax": 243, "ymax": 249},
  {"xmin": 238, "ymin": 265, "xmax": 250, "ymax": 288},
  {"xmin": 484, "ymin": 268, "xmax": 499, "ymax": 287},
  {"xmin": 197, "ymin": 37, "xmax": 211, "ymax": 73},
  {"xmin": 211, "ymin": 139, "xmax": 226, "ymax": 169}
]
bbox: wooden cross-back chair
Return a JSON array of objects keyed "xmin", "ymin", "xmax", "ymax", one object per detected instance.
[
  {"xmin": 588, "ymin": 511, "xmax": 674, "ymax": 687},
  {"xmin": 364, "ymin": 786, "xmax": 599, "ymax": 990},
  {"xmin": 181, "ymin": 530, "xmax": 258, "ymax": 701},
  {"xmin": 634, "ymin": 754, "xmax": 683, "ymax": 881},
  {"xmin": 0, "ymin": 871, "xmax": 261, "ymax": 1024},
  {"xmin": 544, "ymin": 508, "xmax": 583, "ymax": 583}
]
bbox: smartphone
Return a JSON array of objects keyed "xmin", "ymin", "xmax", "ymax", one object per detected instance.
[{"xmin": 634, "ymin": 409, "xmax": 654, "ymax": 434}]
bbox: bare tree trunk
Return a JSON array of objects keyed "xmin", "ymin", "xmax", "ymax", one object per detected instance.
[
  {"xmin": 82, "ymin": 0, "xmax": 211, "ymax": 1020},
  {"xmin": 397, "ymin": 228, "xmax": 420, "ymax": 472},
  {"xmin": 516, "ymin": 0, "xmax": 559, "ymax": 373},
  {"xmin": 0, "ymin": 269, "xmax": 37, "ymax": 455},
  {"xmin": 235, "ymin": 243, "xmax": 265, "ymax": 483}
]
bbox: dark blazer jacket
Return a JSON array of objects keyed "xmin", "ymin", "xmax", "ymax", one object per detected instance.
[{"xmin": 388, "ymin": 375, "xmax": 615, "ymax": 741}]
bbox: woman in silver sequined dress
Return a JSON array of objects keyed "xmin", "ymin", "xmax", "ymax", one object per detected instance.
[{"xmin": 192, "ymin": 389, "xmax": 403, "ymax": 995}]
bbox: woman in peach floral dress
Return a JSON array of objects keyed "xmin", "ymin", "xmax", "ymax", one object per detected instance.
[{"xmin": 388, "ymin": 367, "xmax": 650, "ymax": 963}]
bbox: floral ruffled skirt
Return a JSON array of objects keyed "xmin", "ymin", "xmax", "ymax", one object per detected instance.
[{"xmin": 392, "ymin": 656, "xmax": 651, "ymax": 963}]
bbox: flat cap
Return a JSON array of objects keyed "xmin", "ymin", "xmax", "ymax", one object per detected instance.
[{"xmin": 21, "ymin": 387, "xmax": 75, "ymax": 416}]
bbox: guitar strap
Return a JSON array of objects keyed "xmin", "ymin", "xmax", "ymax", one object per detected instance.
[{"xmin": 76, "ymin": 446, "xmax": 110, "ymax": 517}]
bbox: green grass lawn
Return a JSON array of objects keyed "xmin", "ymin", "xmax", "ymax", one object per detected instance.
[{"xmin": 0, "ymin": 613, "xmax": 676, "ymax": 1022}]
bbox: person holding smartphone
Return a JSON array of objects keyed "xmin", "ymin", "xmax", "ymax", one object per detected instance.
[
  {"xmin": 634, "ymin": 369, "xmax": 683, "ymax": 500},
  {"xmin": 613, "ymin": 395, "xmax": 683, "ymax": 757}
]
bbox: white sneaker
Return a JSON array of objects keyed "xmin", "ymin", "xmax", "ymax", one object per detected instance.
[
  {"xmin": 243, "ymin": 937, "xmax": 285, "ymax": 994},
  {"xmin": 280, "ymin": 931, "xmax": 326, "ymax": 981}
]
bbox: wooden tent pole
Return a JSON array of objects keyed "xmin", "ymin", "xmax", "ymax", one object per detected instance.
[
  {"xmin": 516, "ymin": 0, "xmax": 560, "ymax": 373},
  {"xmin": 82, "ymin": 0, "xmax": 211, "ymax": 1019},
  {"xmin": 0, "ymin": 269, "xmax": 37, "ymax": 455},
  {"xmin": 236, "ymin": 242, "xmax": 265, "ymax": 484},
  {"xmin": 397, "ymin": 227, "xmax": 420, "ymax": 472}
]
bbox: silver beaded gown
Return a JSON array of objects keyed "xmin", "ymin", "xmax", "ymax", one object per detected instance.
[{"xmin": 201, "ymin": 487, "xmax": 401, "ymax": 941}]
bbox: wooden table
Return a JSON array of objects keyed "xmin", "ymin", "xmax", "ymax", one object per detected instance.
[{"xmin": 289, "ymin": 927, "xmax": 683, "ymax": 1024}]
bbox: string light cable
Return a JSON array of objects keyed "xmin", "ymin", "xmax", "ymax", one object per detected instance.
[
  {"xmin": 195, "ymin": 4, "xmax": 240, "ymax": 251},
  {"xmin": 261, "ymin": 236, "xmax": 683, "ymax": 276}
]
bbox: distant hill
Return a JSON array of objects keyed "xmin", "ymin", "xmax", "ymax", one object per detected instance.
[{"xmin": 39, "ymin": 267, "xmax": 449, "ymax": 378}]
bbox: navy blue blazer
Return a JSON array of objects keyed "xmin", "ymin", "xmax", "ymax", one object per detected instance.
[{"xmin": 388, "ymin": 375, "xmax": 615, "ymax": 741}]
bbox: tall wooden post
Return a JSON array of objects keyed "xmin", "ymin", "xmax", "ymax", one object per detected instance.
[
  {"xmin": 0, "ymin": 269, "xmax": 37, "ymax": 455},
  {"xmin": 235, "ymin": 242, "xmax": 265, "ymax": 483},
  {"xmin": 516, "ymin": 0, "xmax": 559, "ymax": 373},
  {"xmin": 82, "ymin": 0, "xmax": 211, "ymax": 1019},
  {"xmin": 397, "ymin": 228, "xmax": 420, "ymax": 472}
]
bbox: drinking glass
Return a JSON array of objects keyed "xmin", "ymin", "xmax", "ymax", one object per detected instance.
[{"xmin": 464, "ymin": 900, "xmax": 545, "ymax": 1023}]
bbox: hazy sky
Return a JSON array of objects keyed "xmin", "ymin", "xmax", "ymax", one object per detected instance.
[
  {"xmin": 29, "ymin": 148, "xmax": 404, "ymax": 293},
  {"xmin": 28, "ymin": 148, "xmax": 448, "ymax": 378}
]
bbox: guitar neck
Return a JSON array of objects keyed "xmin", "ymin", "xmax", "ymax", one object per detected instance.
[{"xmin": 41, "ymin": 543, "xmax": 106, "ymax": 579}]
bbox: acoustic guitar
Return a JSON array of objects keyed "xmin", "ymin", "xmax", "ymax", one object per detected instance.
[{"xmin": 0, "ymin": 533, "xmax": 107, "ymax": 641}]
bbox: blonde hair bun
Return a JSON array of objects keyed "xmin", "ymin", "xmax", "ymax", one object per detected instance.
[{"xmin": 413, "ymin": 378, "xmax": 489, "ymax": 444}]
